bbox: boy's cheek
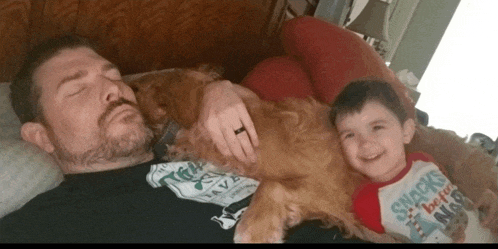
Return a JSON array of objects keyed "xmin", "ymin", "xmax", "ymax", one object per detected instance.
[
  {"xmin": 340, "ymin": 140, "xmax": 356, "ymax": 154},
  {"xmin": 339, "ymin": 142, "xmax": 357, "ymax": 165},
  {"xmin": 338, "ymin": 141, "xmax": 349, "ymax": 158}
]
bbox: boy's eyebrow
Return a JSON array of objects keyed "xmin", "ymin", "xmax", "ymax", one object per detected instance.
[
  {"xmin": 338, "ymin": 129, "xmax": 352, "ymax": 136},
  {"xmin": 370, "ymin": 119, "xmax": 387, "ymax": 125},
  {"xmin": 57, "ymin": 63, "xmax": 118, "ymax": 91}
]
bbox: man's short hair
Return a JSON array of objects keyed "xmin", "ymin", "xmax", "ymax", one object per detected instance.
[
  {"xmin": 10, "ymin": 35, "xmax": 97, "ymax": 124},
  {"xmin": 329, "ymin": 79, "xmax": 408, "ymax": 127}
]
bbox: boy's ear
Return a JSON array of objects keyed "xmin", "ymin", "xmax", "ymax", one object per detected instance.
[
  {"xmin": 402, "ymin": 118, "xmax": 416, "ymax": 144},
  {"xmin": 20, "ymin": 122, "xmax": 55, "ymax": 154}
]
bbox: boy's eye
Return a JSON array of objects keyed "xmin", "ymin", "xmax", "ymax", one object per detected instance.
[
  {"xmin": 342, "ymin": 133, "xmax": 354, "ymax": 140},
  {"xmin": 373, "ymin": 125, "xmax": 384, "ymax": 131}
]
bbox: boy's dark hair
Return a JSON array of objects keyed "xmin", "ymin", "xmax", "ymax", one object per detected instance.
[
  {"xmin": 329, "ymin": 79, "xmax": 408, "ymax": 127},
  {"xmin": 9, "ymin": 35, "xmax": 97, "ymax": 124}
]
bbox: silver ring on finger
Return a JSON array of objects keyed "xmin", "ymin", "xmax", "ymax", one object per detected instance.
[{"xmin": 234, "ymin": 126, "xmax": 246, "ymax": 135}]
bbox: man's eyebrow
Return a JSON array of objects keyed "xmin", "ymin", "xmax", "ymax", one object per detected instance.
[
  {"xmin": 57, "ymin": 70, "xmax": 88, "ymax": 90},
  {"xmin": 102, "ymin": 63, "xmax": 118, "ymax": 72},
  {"xmin": 57, "ymin": 63, "xmax": 119, "ymax": 91}
]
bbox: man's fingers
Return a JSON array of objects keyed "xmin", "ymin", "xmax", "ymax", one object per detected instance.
[
  {"xmin": 219, "ymin": 114, "xmax": 249, "ymax": 164},
  {"xmin": 236, "ymin": 104, "xmax": 259, "ymax": 149},
  {"xmin": 198, "ymin": 80, "xmax": 259, "ymax": 165},
  {"xmin": 236, "ymin": 131, "xmax": 258, "ymax": 163},
  {"xmin": 204, "ymin": 117, "xmax": 232, "ymax": 157}
]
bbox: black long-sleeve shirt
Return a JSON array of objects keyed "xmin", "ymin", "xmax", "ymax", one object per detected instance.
[{"xmin": 0, "ymin": 158, "xmax": 364, "ymax": 243}]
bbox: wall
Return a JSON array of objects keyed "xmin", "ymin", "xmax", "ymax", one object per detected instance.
[
  {"xmin": 388, "ymin": 0, "xmax": 460, "ymax": 79},
  {"xmin": 342, "ymin": 0, "xmax": 459, "ymax": 80},
  {"xmin": 416, "ymin": 0, "xmax": 498, "ymax": 139}
]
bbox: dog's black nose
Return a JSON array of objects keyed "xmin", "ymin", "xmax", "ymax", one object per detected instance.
[{"xmin": 130, "ymin": 84, "xmax": 139, "ymax": 93}]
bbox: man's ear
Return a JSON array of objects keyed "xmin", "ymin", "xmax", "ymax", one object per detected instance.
[
  {"xmin": 20, "ymin": 122, "xmax": 55, "ymax": 153},
  {"xmin": 402, "ymin": 118, "xmax": 416, "ymax": 144}
]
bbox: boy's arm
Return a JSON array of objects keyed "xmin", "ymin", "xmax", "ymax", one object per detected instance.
[
  {"xmin": 352, "ymin": 184, "xmax": 385, "ymax": 234},
  {"xmin": 474, "ymin": 188, "xmax": 498, "ymax": 235}
]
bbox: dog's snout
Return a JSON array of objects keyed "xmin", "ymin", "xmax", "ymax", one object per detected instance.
[{"xmin": 129, "ymin": 84, "xmax": 140, "ymax": 93}]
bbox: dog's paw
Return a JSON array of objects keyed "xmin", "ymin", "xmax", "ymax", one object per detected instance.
[
  {"xmin": 233, "ymin": 209, "xmax": 286, "ymax": 243},
  {"xmin": 234, "ymin": 222, "xmax": 284, "ymax": 243},
  {"xmin": 358, "ymin": 226, "xmax": 399, "ymax": 243}
]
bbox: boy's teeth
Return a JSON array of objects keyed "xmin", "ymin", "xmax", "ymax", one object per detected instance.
[{"xmin": 363, "ymin": 153, "xmax": 383, "ymax": 161}]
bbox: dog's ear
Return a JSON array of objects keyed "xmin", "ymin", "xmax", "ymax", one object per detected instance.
[
  {"xmin": 131, "ymin": 70, "xmax": 210, "ymax": 129},
  {"xmin": 128, "ymin": 81, "xmax": 140, "ymax": 93},
  {"xmin": 166, "ymin": 72, "xmax": 207, "ymax": 129},
  {"xmin": 129, "ymin": 73, "xmax": 176, "ymax": 128},
  {"xmin": 196, "ymin": 63, "xmax": 225, "ymax": 80},
  {"xmin": 142, "ymin": 71, "xmax": 206, "ymax": 129}
]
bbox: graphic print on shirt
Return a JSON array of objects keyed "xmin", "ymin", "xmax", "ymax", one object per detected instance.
[
  {"xmin": 379, "ymin": 161, "xmax": 493, "ymax": 243},
  {"xmin": 146, "ymin": 161, "xmax": 259, "ymax": 229}
]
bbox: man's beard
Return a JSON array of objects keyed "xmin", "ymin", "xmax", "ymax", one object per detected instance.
[{"xmin": 49, "ymin": 98, "xmax": 155, "ymax": 168}]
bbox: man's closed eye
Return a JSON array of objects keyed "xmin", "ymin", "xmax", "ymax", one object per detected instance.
[{"xmin": 67, "ymin": 86, "xmax": 87, "ymax": 97}]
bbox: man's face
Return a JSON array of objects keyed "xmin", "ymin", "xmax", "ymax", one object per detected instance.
[
  {"xmin": 335, "ymin": 101, "xmax": 413, "ymax": 182},
  {"xmin": 33, "ymin": 47, "xmax": 153, "ymax": 172}
]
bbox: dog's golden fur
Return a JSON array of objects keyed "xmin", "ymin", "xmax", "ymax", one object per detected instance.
[
  {"xmin": 130, "ymin": 68, "xmax": 396, "ymax": 243},
  {"xmin": 406, "ymin": 125, "xmax": 498, "ymax": 201}
]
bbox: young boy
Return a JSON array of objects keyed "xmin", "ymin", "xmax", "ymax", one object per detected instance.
[{"xmin": 329, "ymin": 79, "xmax": 497, "ymax": 243}]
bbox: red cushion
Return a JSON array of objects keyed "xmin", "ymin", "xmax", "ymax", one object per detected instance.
[
  {"xmin": 241, "ymin": 56, "xmax": 315, "ymax": 102},
  {"xmin": 242, "ymin": 16, "xmax": 415, "ymax": 120}
]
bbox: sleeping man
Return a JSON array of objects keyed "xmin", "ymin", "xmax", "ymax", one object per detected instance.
[
  {"xmin": 3, "ymin": 14, "xmax": 495, "ymax": 242},
  {"xmin": 0, "ymin": 35, "xmax": 360, "ymax": 243}
]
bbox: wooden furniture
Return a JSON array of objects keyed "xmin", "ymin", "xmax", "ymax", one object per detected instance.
[{"xmin": 0, "ymin": 0, "xmax": 295, "ymax": 83}]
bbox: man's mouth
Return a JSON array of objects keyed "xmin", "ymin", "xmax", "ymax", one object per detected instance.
[
  {"xmin": 99, "ymin": 98, "xmax": 141, "ymax": 127},
  {"xmin": 107, "ymin": 105, "xmax": 138, "ymax": 123}
]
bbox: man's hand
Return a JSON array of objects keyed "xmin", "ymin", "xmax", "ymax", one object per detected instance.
[
  {"xmin": 199, "ymin": 80, "xmax": 259, "ymax": 164},
  {"xmin": 474, "ymin": 189, "xmax": 498, "ymax": 234}
]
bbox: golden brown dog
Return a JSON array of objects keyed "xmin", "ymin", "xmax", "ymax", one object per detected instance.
[{"xmin": 129, "ymin": 67, "xmax": 396, "ymax": 243}]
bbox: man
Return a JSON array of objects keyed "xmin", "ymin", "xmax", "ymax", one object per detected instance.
[{"xmin": 0, "ymin": 35, "xmax": 357, "ymax": 243}]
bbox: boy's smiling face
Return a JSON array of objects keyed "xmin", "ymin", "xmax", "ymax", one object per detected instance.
[{"xmin": 335, "ymin": 101, "xmax": 415, "ymax": 182}]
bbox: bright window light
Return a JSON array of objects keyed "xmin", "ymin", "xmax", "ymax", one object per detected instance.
[{"xmin": 416, "ymin": 0, "xmax": 498, "ymax": 140}]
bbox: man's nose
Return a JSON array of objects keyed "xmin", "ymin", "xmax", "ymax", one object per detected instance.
[{"xmin": 101, "ymin": 77, "xmax": 122, "ymax": 103}]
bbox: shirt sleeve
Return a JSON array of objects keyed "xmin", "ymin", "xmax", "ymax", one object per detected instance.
[
  {"xmin": 352, "ymin": 183, "xmax": 385, "ymax": 234},
  {"xmin": 407, "ymin": 152, "xmax": 449, "ymax": 177}
]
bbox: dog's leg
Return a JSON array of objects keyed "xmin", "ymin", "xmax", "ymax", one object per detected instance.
[
  {"xmin": 234, "ymin": 180, "xmax": 292, "ymax": 243},
  {"xmin": 353, "ymin": 225, "xmax": 399, "ymax": 243}
]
